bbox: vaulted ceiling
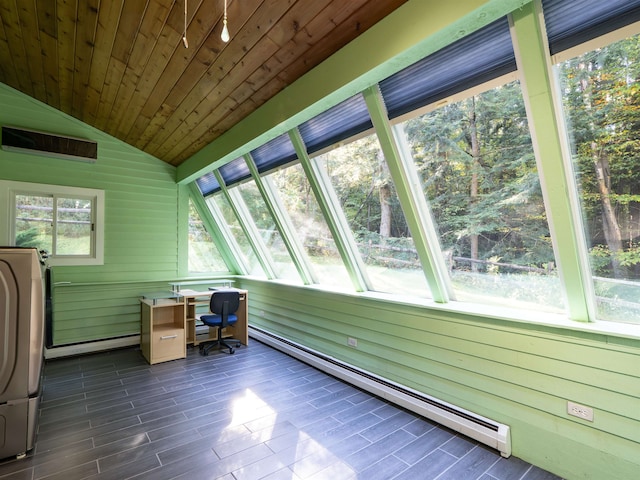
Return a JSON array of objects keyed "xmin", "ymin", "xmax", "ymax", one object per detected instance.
[{"xmin": 0, "ymin": 0, "xmax": 408, "ymax": 166}]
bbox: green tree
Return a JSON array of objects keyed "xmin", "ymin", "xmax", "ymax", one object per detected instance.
[
  {"xmin": 559, "ymin": 35, "xmax": 640, "ymax": 278},
  {"xmin": 404, "ymin": 81, "xmax": 551, "ymax": 270}
]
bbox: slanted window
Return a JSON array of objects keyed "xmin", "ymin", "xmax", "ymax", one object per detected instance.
[
  {"xmin": 188, "ymin": 199, "xmax": 228, "ymax": 273},
  {"xmin": 268, "ymin": 162, "xmax": 353, "ymax": 290},
  {"xmin": 235, "ymin": 180, "xmax": 300, "ymax": 282},
  {"xmin": 556, "ymin": 32, "xmax": 640, "ymax": 324},
  {"xmin": 313, "ymin": 132, "xmax": 431, "ymax": 297},
  {"xmin": 1, "ymin": 180, "xmax": 104, "ymax": 266},
  {"xmin": 396, "ymin": 80, "xmax": 564, "ymax": 312},
  {"xmin": 206, "ymin": 192, "xmax": 265, "ymax": 277}
]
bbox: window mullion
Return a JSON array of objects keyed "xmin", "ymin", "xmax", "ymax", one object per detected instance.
[
  {"xmin": 289, "ymin": 128, "xmax": 372, "ymax": 292},
  {"xmin": 363, "ymin": 85, "xmax": 451, "ymax": 303},
  {"xmin": 509, "ymin": 1, "xmax": 594, "ymax": 321},
  {"xmin": 245, "ymin": 153, "xmax": 318, "ymax": 285},
  {"xmin": 216, "ymin": 171, "xmax": 277, "ymax": 279}
]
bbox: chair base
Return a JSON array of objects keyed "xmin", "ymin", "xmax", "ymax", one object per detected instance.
[{"xmin": 200, "ymin": 336, "xmax": 242, "ymax": 355}]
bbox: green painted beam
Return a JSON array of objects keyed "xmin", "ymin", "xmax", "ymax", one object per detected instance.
[
  {"xmin": 363, "ymin": 86, "xmax": 451, "ymax": 303},
  {"xmin": 509, "ymin": 2, "xmax": 594, "ymax": 321},
  {"xmin": 177, "ymin": 0, "xmax": 530, "ymax": 184}
]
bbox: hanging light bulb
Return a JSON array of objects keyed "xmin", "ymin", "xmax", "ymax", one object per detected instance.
[
  {"xmin": 221, "ymin": 0, "xmax": 230, "ymax": 42},
  {"xmin": 182, "ymin": 0, "xmax": 188, "ymax": 48}
]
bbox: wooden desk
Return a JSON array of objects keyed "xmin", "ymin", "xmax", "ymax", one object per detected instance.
[{"xmin": 180, "ymin": 288, "xmax": 248, "ymax": 348}]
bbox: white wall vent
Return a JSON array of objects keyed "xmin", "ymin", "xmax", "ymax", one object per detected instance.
[
  {"xmin": 249, "ymin": 326, "xmax": 512, "ymax": 458},
  {"xmin": 1, "ymin": 126, "xmax": 97, "ymax": 163}
]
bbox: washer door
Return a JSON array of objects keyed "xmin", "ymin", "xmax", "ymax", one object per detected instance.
[{"xmin": 0, "ymin": 259, "xmax": 19, "ymax": 400}]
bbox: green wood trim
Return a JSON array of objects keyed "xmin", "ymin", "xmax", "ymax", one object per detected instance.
[
  {"xmin": 509, "ymin": 2, "xmax": 594, "ymax": 321},
  {"xmin": 363, "ymin": 86, "xmax": 450, "ymax": 303},
  {"xmin": 177, "ymin": 184, "xmax": 189, "ymax": 277}
]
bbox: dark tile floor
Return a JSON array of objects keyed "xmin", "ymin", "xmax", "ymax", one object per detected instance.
[{"xmin": 0, "ymin": 341, "xmax": 563, "ymax": 480}]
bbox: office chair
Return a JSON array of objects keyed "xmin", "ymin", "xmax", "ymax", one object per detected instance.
[{"xmin": 199, "ymin": 289, "xmax": 242, "ymax": 355}]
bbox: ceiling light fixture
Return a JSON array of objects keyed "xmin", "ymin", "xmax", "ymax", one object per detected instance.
[
  {"xmin": 182, "ymin": 0, "xmax": 189, "ymax": 48},
  {"xmin": 221, "ymin": 0, "xmax": 230, "ymax": 42}
]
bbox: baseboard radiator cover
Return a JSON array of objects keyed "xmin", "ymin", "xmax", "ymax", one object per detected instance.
[
  {"xmin": 45, "ymin": 335, "xmax": 140, "ymax": 359},
  {"xmin": 249, "ymin": 326, "xmax": 511, "ymax": 458}
]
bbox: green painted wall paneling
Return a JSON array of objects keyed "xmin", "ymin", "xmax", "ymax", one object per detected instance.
[{"xmin": 239, "ymin": 277, "xmax": 640, "ymax": 480}]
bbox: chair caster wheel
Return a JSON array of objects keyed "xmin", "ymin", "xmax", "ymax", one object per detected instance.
[{"xmin": 229, "ymin": 348, "xmax": 235, "ymax": 354}]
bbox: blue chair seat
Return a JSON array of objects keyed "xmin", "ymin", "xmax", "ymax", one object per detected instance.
[{"xmin": 200, "ymin": 313, "xmax": 238, "ymax": 327}]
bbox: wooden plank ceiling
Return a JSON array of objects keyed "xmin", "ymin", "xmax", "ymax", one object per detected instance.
[{"xmin": 0, "ymin": 0, "xmax": 408, "ymax": 166}]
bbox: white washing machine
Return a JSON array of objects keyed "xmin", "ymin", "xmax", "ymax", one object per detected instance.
[{"xmin": 0, "ymin": 247, "xmax": 46, "ymax": 460}]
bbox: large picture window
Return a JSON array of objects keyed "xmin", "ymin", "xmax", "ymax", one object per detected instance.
[
  {"xmin": 556, "ymin": 33, "xmax": 640, "ymax": 324},
  {"xmin": 1, "ymin": 180, "xmax": 104, "ymax": 266},
  {"xmin": 397, "ymin": 80, "xmax": 564, "ymax": 312},
  {"xmin": 314, "ymin": 133, "xmax": 431, "ymax": 297},
  {"xmin": 188, "ymin": 199, "xmax": 228, "ymax": 273}
]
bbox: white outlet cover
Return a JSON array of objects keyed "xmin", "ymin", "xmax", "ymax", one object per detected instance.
[{"xmin": 567, "ymin": 401, "xmax": 594, "ymax": 422}]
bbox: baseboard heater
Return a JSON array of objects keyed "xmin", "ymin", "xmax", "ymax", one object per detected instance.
[
  {"xmin": 45, "ymin": 335, "xmax": 140, "ymax": 359},
  {"xmin": 249, "ymin": 326, "xmax": 511, "ymax": 458}
]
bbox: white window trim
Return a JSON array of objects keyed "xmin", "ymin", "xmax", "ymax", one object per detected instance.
[{"xmin": 0, "ymin": 180, "xmax": 104, "ymax": 266}]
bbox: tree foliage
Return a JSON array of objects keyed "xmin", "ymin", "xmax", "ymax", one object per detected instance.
[
  {"xmin": 404, "ymin": 81, "xmax": 553, "ymax": 270},
  {"xmin": 558, "ymin": 34, "xmax": 640, "ymax": 278}
]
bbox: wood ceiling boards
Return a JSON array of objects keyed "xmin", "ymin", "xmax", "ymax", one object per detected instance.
[{"xmin": 0, "ymin": 0, "xmax": 408, "ymax": 166}]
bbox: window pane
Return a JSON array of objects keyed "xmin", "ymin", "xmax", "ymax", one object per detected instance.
[
  {"xmin": 269, "ymin": 163, "xmax": 353, "ymax": 289},
  {"xmin": 557, "ymin": 33, "xmax": 640, "ymax": 323},
  {"xmin": 399, "ymin": 80, "xmax": 564, "ymax": 312},
  {"xmin": 56, "ymin": 197, "xmax": 92, "ymax": 255},
  {"xmin": 236, "ymin": 181, "xmax": 300, "ymax": 282},
  {"xmin": 208, "ymin": 193, "xmax": 264, "ymax": 277},
  {"xmin": 188, "ymin": 200, "xmax": 228, "ymax": 273},
  {"xmin": 15, "ymin": 193, "xmax": 53, "ymax": 252},
  {"xmin": 314, "ymin": 134, "xmax": 431, "ymax": 297}
]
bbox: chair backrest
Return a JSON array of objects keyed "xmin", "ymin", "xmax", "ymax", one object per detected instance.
[{"xmin": 209, "ymin": 289, "xmax": 240, "ymax": 318}]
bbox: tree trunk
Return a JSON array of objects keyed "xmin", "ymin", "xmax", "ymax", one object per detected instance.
[
  {"xmin": 378, "ymin": 150, "xmax": 392, "ymax": 238},
  {"xmin": 469, "ymin": 97, "xmax": 480, "ymax": 272},
  {"xmin": 592, "ymin": 142, "xmax": 624, "ymax": 276}
]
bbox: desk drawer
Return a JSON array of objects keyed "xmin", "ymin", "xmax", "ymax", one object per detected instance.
[{"xmin": 152, "ymin": 328, "xmax": 185, "ymax": 360}]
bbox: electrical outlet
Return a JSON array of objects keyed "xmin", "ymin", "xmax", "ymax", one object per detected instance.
[
  {"xmin": 347, "ymin": 337, "xmax": 358, "ymax": 347},
  {"xmin": 567, "ymin": 401, "xmax": 594, "ymax": 422}
]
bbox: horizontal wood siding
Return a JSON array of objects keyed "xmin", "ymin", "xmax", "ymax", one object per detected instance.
[
  {"xmin": 239, "ymin": 278, "xmax": 640, "ymax": 480},
  {"xmin": 0, "ymin": 83, "xmax": 181, "ymax": 344},
  {"xmin": 52, "ymin": 281, "xmax": 175, "ymax": 344}
]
